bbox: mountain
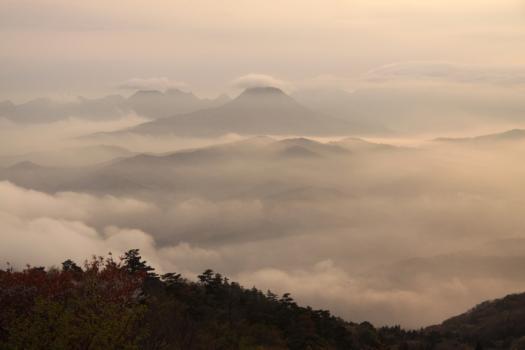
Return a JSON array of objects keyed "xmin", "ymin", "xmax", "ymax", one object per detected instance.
[
  {"xmin": 3, "ymin": 95, "xmax": 131, "ymax": 123},
  {"xmin": 0, "ymin": 136, "xmax": 355, "ymax": 195},
  {"xmin": 2, "ymin": 90, "xmax": 231, "ymax": 124},
  {"xmin": 272, "ymin": 137, "xmax": 348, "ymax": 158},
  {"xmin": 0, "ymin": 144, "xmax": 135, "ymax": 167},
  {"xmin": 0, "ymin": 162, "xmax": 89, "ymax": 193},
  {"xmin": 127, "ymin": 87, "xmax": 359, "ymax": 137},
  {"xmin": 434, "ymin": 129, "xmax": 525, "ymax": 144},
  {"xmin": 333, "ymin": 137, "xmax": 396, "ymax": 152},
  {"xmin": 0, "ymin": 100, "xmax": 15, "ymax": 116},
  {"xmin": 126, "ymin": 88, "xmax": 230, "ymax": 119},
  {"xmin": 426, "ymin": 292, "xmax": 525, "ymax": 348},
  {"xmin": 102, "ymin": 137, "xmax": 350, "ymax": 177}
]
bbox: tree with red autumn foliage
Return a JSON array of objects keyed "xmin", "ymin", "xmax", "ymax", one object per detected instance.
[{"xmin": 0, "ymin": 253, "xmax": 147, "ymax": 350}]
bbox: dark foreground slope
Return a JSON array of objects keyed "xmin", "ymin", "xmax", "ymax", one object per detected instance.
[
  {"xmin": 1, "ymin": 250, "xmax": 524, "ymax": 350},
  {"xmin": 426, "ymin": 292, "xmax": 525, "ymax": 349}
]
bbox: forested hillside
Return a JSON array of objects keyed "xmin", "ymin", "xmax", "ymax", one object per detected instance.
[{"xmin": 1, "ymin": 250, "xmax": 523, "ymax": 350}]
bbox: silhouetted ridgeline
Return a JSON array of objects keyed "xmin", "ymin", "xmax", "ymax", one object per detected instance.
[{"xmin": 1, "ymin": 250, "xmax": 524, "ymax": 350}]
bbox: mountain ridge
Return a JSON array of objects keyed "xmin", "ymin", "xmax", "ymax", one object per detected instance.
[
  {"xmin": 434, "ymin": 128, "xmax": 525, "ymax": 143},
  {"xmin": 127, "ymin": 86, "xmax": 360, "ymax": 137}
]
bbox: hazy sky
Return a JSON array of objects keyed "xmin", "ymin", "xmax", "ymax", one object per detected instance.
[{"xmin": 2, "ymin": 0, "xmax": 525, "ymax": 101}]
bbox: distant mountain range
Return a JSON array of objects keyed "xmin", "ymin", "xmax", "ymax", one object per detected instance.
[
  {"xmin": 434, "ymin": 129, "xmax": 525, "ymax": 143},
  {"xmin": 0, "ymin": 95, "xmax": 129, "ymax": 123},
  {"xmin": 2, "ymin": 86, "xmax": 385, "ymax": 137},
  {"xmin": 125, "ymin": 87, "xmax": 363, "ymax": 137},
  {"xmin": 0, "ymin": 136, "xmax": 391, "ymax": 195},
  {"xmin": 0, "ymin": 144, "xmax": 135, "ymax": 167},
  {"xmin": 126, "ymin": 89, "xmax": 230, "ymax": 119},
  {"xmin": 5, "ymin": 83, "xmax": 525, "ymax": 137},
  {"xmin": 0, "ymin": 89, "xmax": 230, "ymax": 123}
]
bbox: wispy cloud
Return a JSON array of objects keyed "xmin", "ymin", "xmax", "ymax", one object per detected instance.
[
  {"xmin": 365, "ymin": 62, "xmax": 525, "ymax": 87},
  {"xmin": 231, "ymin": 73, "xmax": 293, "ymax": 92}
]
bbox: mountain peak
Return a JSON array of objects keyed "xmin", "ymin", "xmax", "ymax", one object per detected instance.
[
  {"xmin": 213, "ymin": 93, "xmax": 231, "ymax": 103},
  {"xmin": 240, "ymin": 86, "xmax": 286, "ymax": 97},
  {"xmin": 8, "ymin": 161, "xmax": 44, "ymax": 170},
  {"xmin": 234, "ymin": 86, "xmax": 294, "ymax": 105},
  {"xmin": 0, "ymin": 100, "xmax": 15, "ymax": 115},
  {"xmin": 434, "ymin": 128, "xmax": 525, "ymax": 143},
  {"xmin": 497, "ymin": 128, "xmax": 525, "ymax": 139},
  {"xmin": 0, "ymin": 100, "xmax": 15, "ymax": 107},
  {"xmin": 129, "ymin": 90, "xmax": 164, "ymax": 99},
  {"xmin": 164, "ymin": 88, "xmax": 194, "ymax": 97}
]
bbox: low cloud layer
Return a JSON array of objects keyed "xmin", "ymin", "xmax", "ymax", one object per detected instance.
[
  {"xmin": 3, "ymin": 135, "xmax": 525, "ymax": 328},
  {"xmin": 2, "ymin": 176, "xmax": 525, "ymax": 328},
  {"xmin": 0, "ymin": 180, "xmax": 221, "ymax": 278},
  {"xmin": 0, "ymin": 115, "xmax": 146, "ymax": 158}
]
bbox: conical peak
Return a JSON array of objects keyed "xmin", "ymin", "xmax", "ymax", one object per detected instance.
[{"xmin": 241, "ymin": 86, "xmax": 286, "ymax": 96}]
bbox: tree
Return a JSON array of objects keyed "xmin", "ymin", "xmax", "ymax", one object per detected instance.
[
  {"xmin": 61, "ymin": 259, "xmax": 82, "ymax": 274},
  {"xmin": 122, "ymin": 249, "xmax": 156, "ymax": 277},
  {"xmin": 0, "ymin": 254, "xmax": 147, "ymax": 349}
]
